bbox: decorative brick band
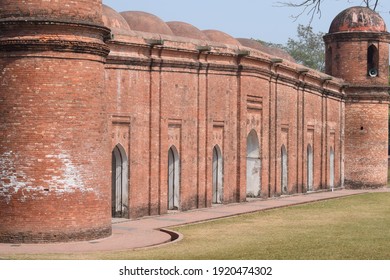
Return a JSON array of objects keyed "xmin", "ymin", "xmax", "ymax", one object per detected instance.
[
  {"xmin": 0, "ymin": 19, "xmax": 110, "ymax": 57},
  {"xmin": 0, "ymin": 39, "xmax": 110, "ymax": 57}
]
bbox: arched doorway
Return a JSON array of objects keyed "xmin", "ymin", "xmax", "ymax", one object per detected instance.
[
  {"xmin": 212, "ymin": 145, "xmax": 223, "ymax": 204},
  {"xmin": 330, "ymin": 147, "xmax": 335, "ymax": 189},
  {"xmin": 168, "ymin": 146, "xmax": 180, "ymax": 210},
  {"xmin": 246, "ymin": 130, "xmax": 261, "ymax": 197},
  {"xmin": 307, "ymin": 144, "xmax": 314, "ymax": 191},
  {"xmin": 112, "ymin": 144, "xmax": 129, "ymax": 218},
  {"xmin": 281, "ymin": 145, "xmax": 288, "ymax": 195}
]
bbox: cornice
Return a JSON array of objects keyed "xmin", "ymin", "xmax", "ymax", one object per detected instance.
[
  {"xmin": 323, "ymin": 31, "xmax": 390, "ymax": 43},
  {"xmin": 0, "ymin": 39, "xmax": 110, "ymax": 57},
  {"xmin": 0, "ymin": 18, "xmax": 110, "ymax": 34},
  {"xmin": 0, "ymin": 19, "xmax": 110, "ymax": 57}
]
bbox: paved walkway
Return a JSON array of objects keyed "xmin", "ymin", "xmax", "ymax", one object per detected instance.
[{"xmin": 0, "ymin": 188, "xmax": 388, "ymax": 255}]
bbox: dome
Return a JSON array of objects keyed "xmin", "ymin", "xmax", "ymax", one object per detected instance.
[
  {"xmin": 120, "ymin": 11, "xmax": 174, "ymax": 36},
  {"xmin": 102, "ymin": 5, "xmax": 132, "ymax": 34},
  {"xmin": 237, "ymin": 38, "xmax": 296, "ymax": 62},
  {"xmin": 0, "ymin": 0, "xmax": 103, "ymax": 24},
  {"xmin": 166, "ymin": 21, "xmax": 209, "ymax": 41},
  {"xmin": 202, "ymin": 30, "xmax": 242, "ymax": 46},
  {"xmin": 236, "ymin": 38, "xmax": 264, "ymax": 50},
  {"xmin": 329, "ymin": 6, "xmax": 387, "ymax": 33}
]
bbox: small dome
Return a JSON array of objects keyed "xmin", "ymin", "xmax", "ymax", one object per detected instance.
[
  {"xmin": 329, "ymin": 6, "xmax": 387, "ymax": 33},
  {"xmin": 202, "ymin": 30, "xmax": 242, "ymax": 46},
  {"xmin": 102, "ymin": 5, "xmax": 131, "ymax": 34},
  {"xmin": 120, "ymin": 11, "xmax": 174, "ymax": 36},
  {"xmin": 237, "ymin": 38, "xmax": 296, "ymax": 62},
  {"xmin": 166, "ymin": 21, "xmax": 209, "ymax": 41},
  {"xmin": 236, "ymin": 38, "xmax": 264, "ymax": 50}
]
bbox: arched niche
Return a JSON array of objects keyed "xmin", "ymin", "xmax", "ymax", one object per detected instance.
[
  {"xmin": 212, "ymin": 145, "xmax": 223, "ymax": 204},
  {"xmin": 168, "ymin": 146, "xmax": 180, "ymax": 210},
  {"xmin": 246, "ymin": 130, "xmax": 261, "ymax": 197},
  {"xmin": 112, "ymin": 144, "xmax": 129, "ymax": 218}
]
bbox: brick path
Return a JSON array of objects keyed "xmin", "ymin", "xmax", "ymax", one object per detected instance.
[{"xmin": 0, "ymin": 189, "xmax": 387, "ymax": 255}]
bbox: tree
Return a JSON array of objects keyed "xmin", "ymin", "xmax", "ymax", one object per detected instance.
[
  {"xmin": 256, "ymin": 25, "xmax": 325, "ymax": 71},
  {"xmin": 279, "ymin": 0, "xmax": 380, "ymax": 23},
  {"xmin": 284, "ymin": 24, "xmax": 325, "ymax": 71}
]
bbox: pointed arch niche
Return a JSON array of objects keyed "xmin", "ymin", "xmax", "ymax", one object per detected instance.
[
  {"xmin": 367, "ymin": 44, "xmax": 379, "ymax": 77},
  {"xmin": 212, "ymin": 145, "xmax": 223, "ymax": 204},
  {"xmin": 168, "ymin": 146, "xmax": 180, "ymax": 210},
  {"xmin": 112, "ymin": 144, "xmax": 129, "ymax": 218},
  {"xmin": 307, "ymin": 144, "xmax": 314, "ymax": 192},
  {"xmin": 246, "ymin": 130, "xmax": 261, "ymax": 197},
  {"xmin": 281, "ymin": 145, "xmax": 288, "ymax": 195},
  {"xmin": 330, "ymin": 147, "xmax": 335, "ymax": 189}
]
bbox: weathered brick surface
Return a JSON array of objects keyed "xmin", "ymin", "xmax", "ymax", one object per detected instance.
[
  {"xmin": 0, "ymin": 53, "xmax": 111, "ymax": 242},
  {"xmin": 344, "ymin": 102, "xmax": 388, "ymax": 188}
]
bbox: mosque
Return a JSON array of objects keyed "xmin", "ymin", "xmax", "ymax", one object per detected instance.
[{"xmin": 0, "ymin": 1, "xmax": 388, "ymax": 243}]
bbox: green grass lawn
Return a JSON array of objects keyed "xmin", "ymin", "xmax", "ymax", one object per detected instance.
[{"xmin": 5, "ymin": 192, "xmax": 390, "ymax": 260}]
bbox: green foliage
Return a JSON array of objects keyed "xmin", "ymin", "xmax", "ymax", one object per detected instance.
[
  {"xmin": 257, "ymin": 25, "xmax": 325, "ymax": 72},
  {"xmin": 285, "ymin": 24, "xmax": 325, "ymax": 71}
]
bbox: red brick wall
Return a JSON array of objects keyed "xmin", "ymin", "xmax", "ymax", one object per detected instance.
[
  {"xmin": 326, "ymin": 39, "xmax": 389, "ymax": 86},
  {"xmin": 104, "ymin": 42, "xmax": 345, "ymax": 221},
  {"xmin": 345, "ymin": 102, "xmax": 388, "ymax": 188}
]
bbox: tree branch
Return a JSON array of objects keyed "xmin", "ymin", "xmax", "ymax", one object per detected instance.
[
  {"xmin": 278, "ymin": 0, "xmax": 381, "ymax": 24},
  {"xmin": 276, "ymin": 0, "xmax": 323, "ymax": 24}
]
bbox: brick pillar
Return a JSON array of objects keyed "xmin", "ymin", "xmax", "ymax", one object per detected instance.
[{"xmin": 0, "ymin": 1, "xmax": 111, "ymax": 242}]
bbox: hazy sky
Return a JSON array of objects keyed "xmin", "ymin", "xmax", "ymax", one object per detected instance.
[{"xmin": 102, "ymin": 1, "xmax": 390, "ymax": 44}]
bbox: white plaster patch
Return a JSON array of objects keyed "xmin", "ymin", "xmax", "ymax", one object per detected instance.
[
  {"xmin": 0, "ymin": 151, "xmax": 34, "ymax": 203},
  {"xmin": 43, "ymin": 153, "xmax": 94, "ymax": 194},
  {"xmin": 1, "ymin": 151, "xmax": 96, "ymax": 204}
]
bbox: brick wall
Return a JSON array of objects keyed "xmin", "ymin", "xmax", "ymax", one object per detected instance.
[
  {"xmin": 104, "ymin": 38, "xmax": 345, "ymax": 220},
  {"xmin": 345, "ymin": 102, "xmax": 388, "ymax": 188}
]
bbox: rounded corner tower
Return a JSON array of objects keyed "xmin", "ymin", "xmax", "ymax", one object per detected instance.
[
  {"xmin": 0, "ymin": 1, "xmax": 112, "ymax": 243},
  {"xmin": 324, "ymin": 6, "xmax": 390, "ymax": 188}
]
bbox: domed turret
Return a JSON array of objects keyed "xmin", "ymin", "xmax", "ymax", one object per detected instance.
[
  {"xmin": 329, "ymin": 6, "xmax": 387, "ymax": 33},
  {"xmin": 324, "ymin": 6, "xmax": 390, "ymax": 83},
  {"xmin": 324, "ymin": 6, "xmax": 390, "ymax": 189}
]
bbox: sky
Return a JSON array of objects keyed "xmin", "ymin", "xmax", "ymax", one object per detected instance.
[{"xmin": 102, "ymin": 0, "xmax": 390, "ymax": 45}]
